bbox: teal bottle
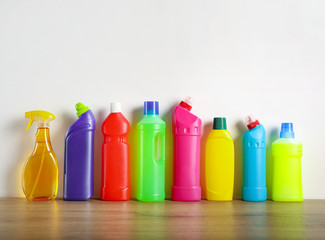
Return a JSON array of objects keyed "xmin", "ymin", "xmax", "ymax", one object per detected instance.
[
  {"xmin": 242, "ymin": 115, "xmax": 267, "ymax": 201},
  {"xmin": 136, "ymin": 101, "xmax": 166, "ymax": 202}
]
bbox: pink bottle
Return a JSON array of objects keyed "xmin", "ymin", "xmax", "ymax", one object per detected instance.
[{"xmin": 172, "ymin": 97, "xmax": 202, "ymax": 201}]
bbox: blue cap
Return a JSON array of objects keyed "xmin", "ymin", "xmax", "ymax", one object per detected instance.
[
  {"xmin": 280, "ymin": 123, "xmax": 295, "ymax": 138},
  {"xmin": 144, "ymin": 101, "xmax": 159, "ymax": 115}
]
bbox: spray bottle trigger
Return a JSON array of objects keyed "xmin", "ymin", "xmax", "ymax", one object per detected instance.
[{"xmin": 25, "ymin": 119, "xmax": 33, "ymax": 131}]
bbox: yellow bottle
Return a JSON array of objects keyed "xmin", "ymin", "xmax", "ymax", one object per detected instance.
[
  {"xmin": 22, "ymin": 111, "xmax": 58, "ymax": 201},
  {"xmin": 205, "ymin": 117, "xmax": 234, "ymax": 201}
]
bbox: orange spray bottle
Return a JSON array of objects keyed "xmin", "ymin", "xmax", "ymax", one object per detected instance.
[{"xmin": 22, "ymin": 111, "xmax": 58, "ymax": 201}]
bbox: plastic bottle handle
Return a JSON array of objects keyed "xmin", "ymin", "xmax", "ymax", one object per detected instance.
[{"xmin": 154, "ymin": 132, "xmax": 164, "ymax": 163}]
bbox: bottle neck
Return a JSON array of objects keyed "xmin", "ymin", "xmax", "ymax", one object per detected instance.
[
  {"xmin": 144, "ymin": 114, "xmax": 159, "ymax": 118},
  {"xmin": 38, "ymin": 122, "xmax": 49, "ymax": 128},
  {"xmin": 35, "ymin": 127, "xmax": 51, "ymax": 143}
]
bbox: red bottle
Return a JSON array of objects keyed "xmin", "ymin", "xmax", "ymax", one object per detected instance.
[{"xmin": 101, "ymin": 102, "xmax": 131, "ymax": 201}]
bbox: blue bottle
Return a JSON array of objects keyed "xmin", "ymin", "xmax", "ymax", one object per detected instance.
[
  {"xmin": 242, "ymin": 115, "xmax": 267, "ymax": 201},
  {"xmin": 64, "ymin": 102, "xmax": 96, "ymax": 201}
]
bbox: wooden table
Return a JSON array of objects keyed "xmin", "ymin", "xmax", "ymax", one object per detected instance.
[{"xmin": 0, "ymin": 198, "xmax": 324, "ymax": 239}]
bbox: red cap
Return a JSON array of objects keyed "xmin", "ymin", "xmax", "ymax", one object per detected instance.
[
  {"xmin": 179, "ymin": 101, "xmax": 192, "ymax": 111},
  {"xmin": 245, "ymin": 115, "xmax": 260, "ymax": 130},
  {"xmin": 247, "ymin": 120, "xmax": 260, "ymax": 129}
]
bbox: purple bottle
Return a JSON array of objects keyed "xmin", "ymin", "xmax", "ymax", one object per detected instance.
[{"xmin": 64, "ymin": 102, "xmax": 96, "ymax": 201}]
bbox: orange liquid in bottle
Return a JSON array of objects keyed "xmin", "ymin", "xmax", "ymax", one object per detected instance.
[{"xmin": 22, "ymin": 128, "xmax": 59, "ymax": 201}]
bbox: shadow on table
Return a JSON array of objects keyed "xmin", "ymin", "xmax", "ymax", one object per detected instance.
[
  {"xmin": 129, "ymin": 107, "xmax": 143, "ymax": 199},
  {"xmin": 200, "ymin": 122, "xmax": 211, "ymax": 199},
  {"xmin": 266, "ymin": 127, "xmax": 278, "ymax": 200},
  {"xmin": 233, "ymin": 120, "xmax": 246, "ymax": 199}
]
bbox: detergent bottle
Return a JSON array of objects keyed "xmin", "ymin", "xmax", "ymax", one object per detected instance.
[
  {"xmin": 205, "ymin": 117, "xmax": 234, "ymax": 201},
  {"xmin": 137, "ymin": 101, "xmax": 166, "ymax": 202},
  {"xmin": 101, "ymin": 102, "xmax": 130, "ymax": 201},
  {"xmin": 64, "ymin": 103, "xmax": 96, "ymax": 201},
  {"xmin": 272, "ymin": 123, "xmax": 303, "ymax": 202},
  {"xmin": 22, "ymin": 110, "xmax": 58, "ymax": 201},
  {"xmin": 172, "ymin": 97, "xmax": 201, "ymax": 201},
  {"xmin": 242, "ymin": 115, "xmax": 267, "ymax": 201}
]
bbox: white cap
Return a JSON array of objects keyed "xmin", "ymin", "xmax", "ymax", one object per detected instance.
[
  {"xmin": 184, "ymin": 96, "xmax": 193, "ymax": 106},
  {"xmin": 110, "ymin": 102, "xmax": 121, "ymax": 113},
  {"xmin": 244, "ymin": 114, "xmax": 257, "ymax": 126}
]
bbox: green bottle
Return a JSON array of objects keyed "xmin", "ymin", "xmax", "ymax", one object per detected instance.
[
  {"xmin": 137, "ymin": 101, "xmax": 166, "ymax": 202},
  {"xmin": 272, "ymin": 123, "xmax": 303, "ymax": 202}
]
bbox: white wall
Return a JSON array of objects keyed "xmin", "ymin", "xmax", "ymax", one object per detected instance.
[{"xmin": 0, "ymin": 0, "xmax": 324, "ymax": 199}]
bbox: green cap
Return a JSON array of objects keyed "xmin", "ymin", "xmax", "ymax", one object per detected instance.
[
  {"xmin": 213, "ymin": 117, "xmax": 227, "ymax": 130},
  {"xmin": 75, "ymin": 102, "xmax": 90, "ymax": 117}
]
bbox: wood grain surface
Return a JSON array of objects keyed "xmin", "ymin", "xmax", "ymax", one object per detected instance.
[{"xmin": 0, "ymin": 198, "xmax": 324, "ymax": 239}]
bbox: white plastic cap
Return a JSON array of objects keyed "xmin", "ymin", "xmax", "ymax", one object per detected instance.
[
  {"xmin": 183, "ymin": 96, "xmax": 193, "ymax": 106},
  {"xmin": 244, "ymin": 114, "xmax": 261, "ymax": 129},
  {"xmin": 244, "ymin": 114, "xmax": 257, "ymax": 126},
  {"xmin": 110, "ymin": 102, "xmax": 121, "ymax": 113}
]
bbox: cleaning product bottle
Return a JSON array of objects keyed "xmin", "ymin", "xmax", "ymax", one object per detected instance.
[
  {"xmin": 272, "ymin": 123, "xmax": 303, "ymax": 202},
  {"xmin": 64, "ymin": 102, "xmax": 96, "ymax": 201},
  {"xmin": 22, "ymin": 110, "xmax": 58, "ymax": 201},
  {"xmin": 242, "ymin": 115, "xmax": 267, "ymax": 201},
  {"xmin": 172, "ymin": 97, "xmax": 201, "ymax": 201},
  {"xmin": 101, "ymin": 102, "xmax": 130, "ymax": 201},
  {"xmin": 205, "ymin": 117, "xmax": 234, "ymax": 201},
  {"xmin": 137, "ymin": 101, "xmax": 166, "ymax": 202}
]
